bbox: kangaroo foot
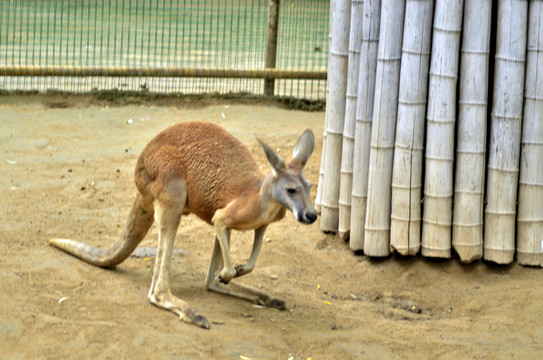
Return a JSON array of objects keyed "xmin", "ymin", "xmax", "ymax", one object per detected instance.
[{"xmin": 149, "ymin": 291, "xmax": 210, "ymax": 329}]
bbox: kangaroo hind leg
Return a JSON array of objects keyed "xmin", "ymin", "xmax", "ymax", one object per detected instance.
[{"xmin": 147, "ymin": 180, "xmax": 209, "ymax": 329}]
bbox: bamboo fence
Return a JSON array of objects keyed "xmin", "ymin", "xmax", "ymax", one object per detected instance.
[{"xmin": 321, "ymin": 0, "xmax": 541, "ymax": 266}]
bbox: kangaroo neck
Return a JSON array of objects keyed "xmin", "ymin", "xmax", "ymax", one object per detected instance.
[{"xmin": 258, "ymin": 172, "xmax": 285, "ymax": 218}]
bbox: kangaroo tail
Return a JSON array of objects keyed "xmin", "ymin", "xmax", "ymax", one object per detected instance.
[{"xmin": 50, "ymin": 194, "xmax": 154, "ymax": 268}]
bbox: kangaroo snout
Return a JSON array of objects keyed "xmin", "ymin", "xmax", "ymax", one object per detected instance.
[{"xmin": 299, "ymin": 209, "xmax": 318, "ymax": 224}]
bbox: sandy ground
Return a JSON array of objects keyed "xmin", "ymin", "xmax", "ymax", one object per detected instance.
[{"xmin": 1, "ymin": 95, "xmax": 542, "ymax": 359}]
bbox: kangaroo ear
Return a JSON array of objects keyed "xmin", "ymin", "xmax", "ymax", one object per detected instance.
[
  {"xmin": 292, "ymin": 129, "xmax": 315, "ymax": 169},
  {"xmin": 257, "ymin": 137, "xmax": 286, "ymax": 176}
]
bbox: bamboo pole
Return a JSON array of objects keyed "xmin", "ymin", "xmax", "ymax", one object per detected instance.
[
  {"xmin": 390, "ymin": 0, "xmax": 434, "ymax": 256},
  {"xmin": 484, "ymin": 0, "xmax": 528, "ymax": 264},
  {"xmin": 452, "ymin": 0, "xmax": 492, "ymax": 263},
  {"xmin": 320, "ymin": 0, "xmax": 351, "ymax": 233},
  {"xmin": 350, "ymin": 0, "xmax": 381, "ymax": 250},
  {"xmin": 421, "ymin": 0, "xmax": 463, "ymax": 259},
  {"xmin": 516, "ymin": 0, "xmax": 543, "ymax": 267},
  {"xmin": 363, "ymin": 0, "xmax": 405, "ymax": 257},
  {"xmin": 316, "ymin": 0, "xmax": 336, "ymax": 213},
  {"xmin": 338, "ymin": 0, "xmax": 364, "ymax": 240},
  {"xmin": 0, "ymin": 65, "xmax": 327, "ymax": 80}
]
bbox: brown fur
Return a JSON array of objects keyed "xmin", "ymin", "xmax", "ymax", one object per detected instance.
[{"xmin": 136, "ymin": 122, "xmax": 263, "ymax": 224}]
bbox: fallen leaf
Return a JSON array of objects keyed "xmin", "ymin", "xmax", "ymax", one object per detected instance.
[
  {"xmin": 58, "ymin": 296, "xmax": 69, "ymax": 304},
  {"xmin": 239, "ymin": 355, "xmax": 252, "ymax": 360},
  {"xmin": 10, "ymin": 180, "xmax": 19, "ymax": 190}
]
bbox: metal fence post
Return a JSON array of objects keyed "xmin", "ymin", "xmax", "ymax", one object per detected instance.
[{"xmin": 264, "ymin": 0, "xmax": 280, "ymax": 96}]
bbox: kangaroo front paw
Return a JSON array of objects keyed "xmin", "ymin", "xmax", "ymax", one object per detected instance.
[{"xmin": 218, "ymin": 267, "xmax": 236, "ymax": 284}]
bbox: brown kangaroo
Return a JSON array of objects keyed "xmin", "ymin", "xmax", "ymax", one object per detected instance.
[{"xmin": 50, "ymin": 121, "xmax": 317, "ymax": 329}]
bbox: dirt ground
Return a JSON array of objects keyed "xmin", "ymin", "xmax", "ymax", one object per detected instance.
[{"xmin": 1, "ymin": 95, "xmax": 542, "ymax": 359}]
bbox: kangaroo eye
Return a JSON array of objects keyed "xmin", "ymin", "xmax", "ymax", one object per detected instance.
[{"xmin": 286, "ymin": 188, "xmax": 297, "ymax": 194}]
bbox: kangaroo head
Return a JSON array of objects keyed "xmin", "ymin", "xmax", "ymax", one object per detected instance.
[{"xmin": 257, "ymin": 129, "xmax": 318, "ymax": 225}]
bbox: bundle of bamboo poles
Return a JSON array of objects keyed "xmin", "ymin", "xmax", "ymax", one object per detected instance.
[{"xmin": 317, "ymin": 0, "xmax": 541, "ymax": 267}]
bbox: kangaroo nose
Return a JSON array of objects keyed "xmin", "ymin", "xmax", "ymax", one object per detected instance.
[{"xmin": 305, "ymin": 210, "xmax": 318, "ymax": 224}]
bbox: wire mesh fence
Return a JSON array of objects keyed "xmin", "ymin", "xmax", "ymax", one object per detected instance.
[{"xmin": 0, "ymin": 0, "xmax": 329, "ymax": 100}]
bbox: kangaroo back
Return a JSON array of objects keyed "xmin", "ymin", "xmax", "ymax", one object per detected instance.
[{"xmin": 135, "ymin": 121, "xmax": 263, "ymax": 224}]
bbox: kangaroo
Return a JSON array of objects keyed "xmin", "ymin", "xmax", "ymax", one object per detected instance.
[{"xmin": 50, "ymin": 121, "xmax": 317, "ymax": 329}]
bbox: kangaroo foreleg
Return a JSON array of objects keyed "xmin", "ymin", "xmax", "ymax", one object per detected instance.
[
  {"xmin": 234, "ymin": 225, "xmax": 267, "ymax": 277},
  {"xmin": 205, "ymin": 235, "xmax": 288, "ymax": 310},
  {"xmin": 212, "ymin": 219, "xmax": 236, "ymax": 284}
]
